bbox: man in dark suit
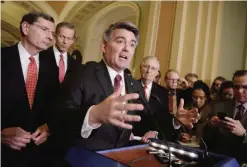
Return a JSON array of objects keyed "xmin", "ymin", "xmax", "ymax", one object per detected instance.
[
  {"xmin": 42, "ymin": 22, "xmax": 83, "ymax": 165},
  {"xmin": 133, "ymin": 56, "xmax": 194, "ymax": 143},
  {"xmin": 132, "ymin": 56, "xmax": 172, "ymax": 142},
  {"xmin": 164, "ymin": 69, "xmax": 191, "ymax": 114},
  {"xmin": 56, "ymin": 21, "xmax": 144, "ymax": 151},
  {"xmin": 57, "ymin": 21, "xmax": 199, "ymax": 151},
  {"xmin": 41, "ymin": 21, "xmax": 82, "ymax": 84},
  {"xmin": 203, "ymin": 70, "xmax": 247, "ymax": 163},
  {"xmin": 1, "ymin": 12, "xmax": 59, "ymax": 167}
]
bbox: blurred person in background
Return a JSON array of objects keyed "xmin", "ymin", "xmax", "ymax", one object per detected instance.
[
  {"xmin": 210, "ymin": 76, "xmax": 226, "ymax": 100},
  {"xmin": 218, "ymin": 81, "xmax": 234, "ymax": 101},
  {"xmin": 179, "ymin": 80, "xmax": 211, "ymax": 143}
]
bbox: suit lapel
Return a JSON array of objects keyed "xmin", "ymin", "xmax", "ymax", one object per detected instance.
[
  {"xmin": 124, "ymin": 72, "xmax": 134, "ymax": 94},
  {"xmin": 7, "ymin": 45, "xmax": 29, "ymax": 109},
  {"xmin": 150, "ymin": 82, "xmax": 157, "ymax": 98},
  {"xmin": 95, "ymin": 60, "xmax": 114, "ymax": 97},
  {"xmin": 67, "ymin": 55, "xmax": 73, "ymax": 73},
  {"xmin": 226, "ymin": 100, "xmax": 235, "ymax": 118}
]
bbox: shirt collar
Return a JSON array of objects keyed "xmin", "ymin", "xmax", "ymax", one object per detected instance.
[
  {"xmin": 105, "ymin": 63, "xmax": 124, "ymax": 82},
  {"xmin": 141, "ymin": 80, "xmax": 153, "ymax": 89},
  {"xmin": 53, "ymin": 45, "xmax": 67, "ymax": 57},
  {"xmin": 18, "ymin": 41, "xmax": 39, "ymax": 58},
  {"xmin": 235, "ymin": 100, "xmax": 247, "ymax": 109}
]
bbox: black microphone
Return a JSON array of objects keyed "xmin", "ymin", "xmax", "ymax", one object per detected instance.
[
  {"xmin": 151, "ymin": 94, "xmax": 209, "ymax": 159},
  {"xmin": 124, "ymin": 72, "xmax": 172, "ymax": 166}
]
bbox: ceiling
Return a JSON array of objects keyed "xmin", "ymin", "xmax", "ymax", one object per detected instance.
[
  {"xmin": 1, "ymin": 1, "xmax": 139, "ymax": 52},
  {"xmin": 46, "ymin": 1, "xmax": 68, "ymax": 15}
]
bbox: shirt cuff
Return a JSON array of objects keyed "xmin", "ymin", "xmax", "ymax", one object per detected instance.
[
  {"xmin": 173, "ymin": 118, "xmax": 181, "ymax": 129},
  {"xmin": 81, "ymin": 105, "xmax": 101, "ymax": 138}
]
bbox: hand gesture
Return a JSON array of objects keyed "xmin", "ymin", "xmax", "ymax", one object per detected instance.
[
  {"xmin": 175, "ymin": 99, "xmax": 199, "ymax": 129},
  {"xmin": 32, "ymin": 124, "xmax": 49, "ymax": 145},
  {"xmin": 178, "ymin": 78, "xmax": 189, "ymax": 89},
  {"xmin": 179, "ymin": 133, "xmax": 191, "ymax": 143},
  {"xmin": 1, "ymin": 127, "xmax": 32, "ymax": 150},
  {"xmin": 142, "ymin": 131, "xmax": 158, "ymax": 143},
  {"xmin": 223, "ymin": 117, "xmax": 246, "ymax": 137},
  {"xmin": 89, "ymin": 85, "xmax": 144, "ymax": 129}
]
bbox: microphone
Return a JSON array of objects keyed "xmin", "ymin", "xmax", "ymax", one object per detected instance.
[
  {"xmin": 151, "ymin": 94, "xmax": 209, "ymax": 159},
  {"xmin": 124, "ymin": 71, "xmax": 172, "ymax": 166}
]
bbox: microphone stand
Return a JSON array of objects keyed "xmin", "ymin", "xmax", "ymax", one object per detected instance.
[
  {"xmin": 124, "ymin": 72, "xmax": 172, "ymax": 167},
  {"xmin": 151, "ymin": 95, "xmax": 209, "ymax": 159}
]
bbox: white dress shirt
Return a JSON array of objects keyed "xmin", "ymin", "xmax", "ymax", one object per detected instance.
[
  {"xmin": 53, "ymin": 46, "xmax": 68, "ymax": 73},
  {"xmin": 18, "ymin": 42, "xmax": 39, "ymax": 81},
  {"xmin": 234, "ymin": 101, "xmax": 247, "ymax": 119},
  {"xmin": 81, "ymin": 64, "xmax": 126, "ymax": 138}
]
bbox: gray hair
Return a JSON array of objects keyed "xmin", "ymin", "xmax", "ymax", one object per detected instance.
[
  {"xmin": 102, "ymin": 21, "xmax": 139, "ymax": 45},
  {"xmin": 141, "ymin": 56, "xmax": 160, "ymax": 69}
]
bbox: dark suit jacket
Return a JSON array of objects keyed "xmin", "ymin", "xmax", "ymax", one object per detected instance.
[
  {"xmin": 40, "ymin": 46, "xmax": 82, "ymax": 85},
  {"xmin": 1, "ymin": 44, "xmax": 59, "ymax": 166},
  {"xmin": 203, "ymin": 99, "xmax": 247, "ymax": 162},
  {"xmin": 40, "ymin": 47, "xmax": 83, "ymax": 160},
  {"xmin": 164, "ymin": 88, "xmax": 192, "ymax": 107},
  {"xmin": 55, "ymin": 60, "xmax": 146, "ymax": 151},
  {"xmin": 132, "ymin": 80, "xmax": 176, "ymax": 141}
]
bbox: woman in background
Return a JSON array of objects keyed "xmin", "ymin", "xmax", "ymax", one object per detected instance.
[
  {"xmin": 179, "ymin": 80, "xmax": 211, "ymax": 144},
  {"xmin": 210, "ymin": 76, "xmax": 226, "ymax": 100}
]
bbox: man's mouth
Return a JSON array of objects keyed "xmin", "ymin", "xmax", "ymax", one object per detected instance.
[
  {"xmin": 44, "ymin": 42, "xmax": 49, "ymax": 46},
  {"xmin": 119, "ymin": 55, "xmax": 128, "ymax": 60}
]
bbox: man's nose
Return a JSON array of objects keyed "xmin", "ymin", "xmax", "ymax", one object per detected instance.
[
  {"xmin": 237, "ymin": 88, "xmax": 244, "ymax": 93},
  {"xmin": 122, "ymin": 43, "xmax": 130, "ymax": 52},
  {"xmin": 47, "ymin": 32, "xmax": 54, "ymax": 41}
]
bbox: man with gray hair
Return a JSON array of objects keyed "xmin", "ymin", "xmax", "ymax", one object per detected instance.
[
  {"xmin": 132, "ymin": 56, "xmax": 171, "ymax": 142},
  {"xmin": 133, "ymin": 56, "xmax": 196, "ymax": 143},
  {"xmin": 57, "ymin": 21, "xmax": 144, "ymax": 150},
  {"xmin": 57, "ymin": 22, "xmax": 198, "ymax": 151}
]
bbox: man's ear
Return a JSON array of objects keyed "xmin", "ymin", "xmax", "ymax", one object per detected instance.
[
  {"xmin": 100, "ymin": 41, "xmax": 106, "ymax": 53},
  {"xmin": 21, "ymin": 21, "xmax": 30, "ymax": 36}
]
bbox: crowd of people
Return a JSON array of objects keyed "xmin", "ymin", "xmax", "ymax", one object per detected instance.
[{"xmin": 1, "ymin": 11, "xmax": 246, "ymax": 167}]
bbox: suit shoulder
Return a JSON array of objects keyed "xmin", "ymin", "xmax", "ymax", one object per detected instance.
[
  {"xmin": 39, "ymin": 47, "xmax": 54, "ymax": 57},
  {"xmin": 153, "ymin": 83, "xmax": 168, "ymax": 93},
  {"xmin": 154, "ymin": 82, "xmax": 166, "ymax": 89},
  {"xmin": 1, "ymin": 45, "xmax": 17, "ymax": 55},
  {"xmin": 85, "ymin": 61, "xmax": 98, "ymax": 66}
]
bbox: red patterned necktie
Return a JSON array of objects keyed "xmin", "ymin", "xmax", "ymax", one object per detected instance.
[
  {"xmin": 59, "ymin": 55, "xmax": 65, "ymax": 83},
  {"xmin": 114, "ymin": 75, "xmax": 122, "ymax": 92},
  {"xmin": 26, "ymin": 56, "xmax": 37, "ymax": 109}
]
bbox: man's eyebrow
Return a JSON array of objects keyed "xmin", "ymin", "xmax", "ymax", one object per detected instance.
[{"xmin": 114, "ymin": 36, "xmax": 136, "ymax": 44}]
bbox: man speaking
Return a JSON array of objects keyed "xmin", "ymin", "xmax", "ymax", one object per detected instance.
[{"xmin": 57, "ymin": 21, "xmax": 198, "ymax": 151}]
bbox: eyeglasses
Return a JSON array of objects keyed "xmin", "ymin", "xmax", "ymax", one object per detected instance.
[
  {"xmin": 233, "ymin": 85, "xmax": 247, "ymax": 90},
  {"xmin": 142, "ymin": 64, "xmax": 158, "ymax": 71},
  {"xmin": 57, "ymin": 34, "xmax": 74, "ymax": 41},
  {"xmin": 32, "ymin": 24, "xmax": 55, "ymax": 37},
  {"xmin": 166, "ymin": 78, "xmax": 179, "ymax": 82}
]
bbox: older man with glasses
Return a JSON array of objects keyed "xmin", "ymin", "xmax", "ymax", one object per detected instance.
[{"xmin": 1, "ymin": 11, "xmax": 59, "ymax": 167}]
